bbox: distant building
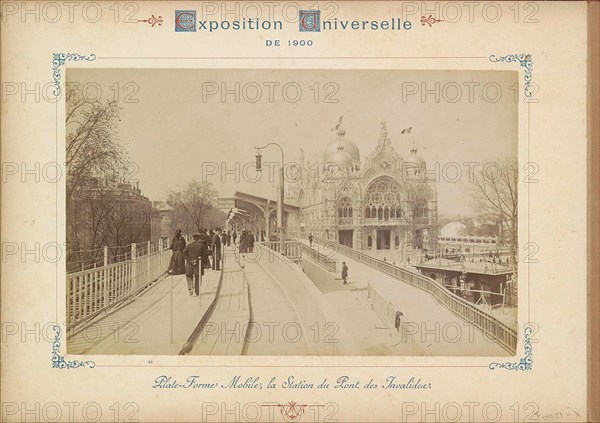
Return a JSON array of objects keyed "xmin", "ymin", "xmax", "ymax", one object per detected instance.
[
  {"xmin": 150, "ymin": 208, "xmax": 162, "ymax": 242},
  {"xmin": 415, "ymin": 258, "xmax": 517, "ymax": 307},
  {"xmin": 152, "ymin": 201, "xmax": 174, "ymax": 240},
  {"xmin": 67, "ymin": 180, "xmax": 154, "ymax": 270},
  {"xmin": 285, "ymin": 120, "xmax": 438, "ymax": 261}
]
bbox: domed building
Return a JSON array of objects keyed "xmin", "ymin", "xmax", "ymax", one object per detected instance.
[
  {"xmin": 286, "ymin": 120, "xmax": 438, "ymax": 259},
  {"xmin": 322, "ymin": 126, "xmax": 361, "ymax": 171}
]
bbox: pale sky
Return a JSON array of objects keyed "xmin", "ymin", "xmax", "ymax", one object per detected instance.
[{"xmin": 67, "ymin": 68, "xmax": 517, "ymax": 216}]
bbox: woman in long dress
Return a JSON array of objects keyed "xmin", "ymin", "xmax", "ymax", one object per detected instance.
[{"xmin": 168, "ymin": 229, "xmax": 186, "ymax": 274}]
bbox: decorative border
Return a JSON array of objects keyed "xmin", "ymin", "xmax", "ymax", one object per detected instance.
[
  {"xmin": 52, "ymin": 54, "xmax": 534, "ymax": 370},
  {"xmin": 52, "ymin": 325, "xmax": 96, "ymax": 369},
  {"xmin": 489, "ymin": 325, "xmax": 534, "ymax": 371},
  {"xmin": 489, "ymin": 53, "xmax": 533, "ymax": 98},
  {"xmin": 421, "ymin": 15, "xmax": 444, "ymax": 27},
  {"xmin": 138, "ymin": 15, "xmax": 163, "ymax": 27},
  {"xmin": 52, "ymin": 52, "xmax": 97, "ymax": 97}
]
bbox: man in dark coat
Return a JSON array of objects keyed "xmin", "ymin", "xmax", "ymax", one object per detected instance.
[
  {"xmin": 183, "ymin": 233, "xmax": 206, "ymax": 296},
  {"xmin": 212, "ymin": 229, "xmax": 222, "ymax": 271},
  {"xmin": 232, "ymin": 230, "xmax": 237, "ymax": 245},
  {"xmin": 226, "ymin": 230, "xmax": 231, "ymax": 246},
  {"xmin": 239, "ymin": 230, "xmax": 247, "ymax": 254},
  {"xmin": 308, "ymin": 233, "xmax": 314, "ymax": 247},
  {"xmin": 199, "ymin": 230, "xmax": 211, "ymax": 271},
  {"xmin": 247, "ymin": 231, "xmax": 255, "ymax": 253},
  {"xmin": 341, "ymin": 261, "xmax": 348, "ymax": 285},
  {"xmin": 168, "ymin": 229, "xmax": 186, "ymax": 274},
  {"xmin": 220, "ymin": 230, "xmax": 227, "ymax": 249}
]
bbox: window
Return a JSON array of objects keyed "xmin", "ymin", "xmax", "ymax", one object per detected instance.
[
  {"xmin": 364, "ymin": 177, "xmax": 402, "ymax": 222},
  {"xmin": 337, "ymin": 197, "xmax": 353, "ymax": 221},
  {"xmin": 367, "ymin": 235, "xmax": 373, "ymax": 247}
]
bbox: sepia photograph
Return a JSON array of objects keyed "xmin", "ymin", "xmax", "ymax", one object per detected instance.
[{"xmin": 65, "ymin": 68, "xmax": 518, "ymax": 356}]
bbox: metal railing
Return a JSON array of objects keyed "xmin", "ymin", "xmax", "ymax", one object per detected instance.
[
  {"xmin": 259, "ymin": 240, "xmax": 302, "ymax": 262},
  {"xmin": 66, "ymin": 238, "xmax": 177, "ymax": 334},
  {"xmin": 367, "ymin": 283, "xmax": 423, "ymax": 355},
  {"xmin": 308, "ymin": 235, "xmax": 517, "ymax": 354},
  {"xmin": 256, "ymin": 243, "xmax": 358, "ymax": 356},
  {"xmin": 299, "ymin": 243, "xmax": 338, "ymax": 272}
]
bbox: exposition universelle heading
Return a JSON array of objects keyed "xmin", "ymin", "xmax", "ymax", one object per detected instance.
[{"xmin": 195, "ymin": 17, "xmax": 413, "ymax": 32}]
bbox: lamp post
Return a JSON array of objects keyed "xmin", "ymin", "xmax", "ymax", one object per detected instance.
[{"xmin": 255, "ymin": 143, "xmax": 285, "ymax": 255}]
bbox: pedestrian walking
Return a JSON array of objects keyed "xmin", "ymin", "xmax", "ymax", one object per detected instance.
[
  {"xmin": 221, "ymin": 230, "xmax": 227, "ymax": 249},
  {"xmin": 200, "ymin": 230, "xmax": 211, "ymax": 271},
  {"xmin": 341, "ymin": 261, "xmax": 348, "ymax": 285},
  {"xmin": 232, "ymin": 230, "xmax": 237, "ymax": 245},
  {"xmin": 239, "ymin": 230, "xmax": 249, "ymax": 254},
  {"xmin": 183, "ymin": 233, "xmax": 206, "ymax": 296},
  {"xmin": 308, "ymin": 233, "xmax": 314, "ymax": 247},
  {"xmin": 167, "ymin": 229, "xmax": 186, "ymax": 275},
  {"xmin": 248, "ymin": 231, "xmax": 255, "ymax": 253},
  {"xmin": 213, "ymin": 229, "xmax": 222, "ymax": 271}
]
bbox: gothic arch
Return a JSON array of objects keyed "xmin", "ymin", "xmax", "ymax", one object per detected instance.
[
  {"xmin": 364, "ymin": 176, "xmax": 402, "ymax": 221},
  {"xmin": 337, "ymin": 197, "xmax": 353, "ymax": 218}
]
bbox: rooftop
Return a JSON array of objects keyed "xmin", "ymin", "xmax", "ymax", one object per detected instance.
[{"xmin": 415, "ymin": 258, "xmax": 514, "ymax": 276}]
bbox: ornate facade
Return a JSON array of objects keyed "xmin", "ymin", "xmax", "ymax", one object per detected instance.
[{"xmin": 286, "ymin": 121, "xmax": 438, "ymax": 260}]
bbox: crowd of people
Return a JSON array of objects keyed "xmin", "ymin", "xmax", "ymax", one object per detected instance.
[
  {"xmin": 167, "ymin": 228, "xmax": 264, "ymax": 296},
  {"xmin": 167, "ymin": 228, "xmax": 231, "ymax": 296}
]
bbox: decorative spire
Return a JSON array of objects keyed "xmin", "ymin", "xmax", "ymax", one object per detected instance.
[
  {"xmin": 380, "ymin": 121, "xmax": 388, "ymax": 138},
  {"xmin": 378, "ymin": 120, "xmax": 390, "ymax": 145}
]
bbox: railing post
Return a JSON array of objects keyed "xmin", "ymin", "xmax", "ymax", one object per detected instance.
[
  {"xmin": 103, "ymin": 247, "xmax": 108, "ymax": 310},
  {"xmin": 147, "ymin": 240, "xmax": 151, "ymax": 282},
  {"xmin": 131, "ymin": 243, "xmax": 137, "ymax": 298},
  {"xmin": 159, "ymin": 238, "xmax": 164, "ymax": 272}
]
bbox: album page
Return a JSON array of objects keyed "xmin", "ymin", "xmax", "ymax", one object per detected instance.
[{"xmin": 0, "ymin": 1, "xmax": 591, "ymax": 422}]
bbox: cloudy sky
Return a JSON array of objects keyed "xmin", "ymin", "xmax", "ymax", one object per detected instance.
[{"xmin": 67, "ymin": 68, "xmax": 517, "ymax": 216}]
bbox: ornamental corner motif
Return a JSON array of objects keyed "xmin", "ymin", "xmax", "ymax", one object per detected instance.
[
  {"xmin": 52, "ymin": 52, "xmax": 97, "ymax": 97},
  {"xmin": 489, "ymin": 53, "xmax": 534, "ymax": 98},
  {"xmin": 52, "ymin": 325, "xmax": 96, "ymax": 369},
  {"xmin": 488, "ymin": 325, "xmax": 534, "ymax": 371}
]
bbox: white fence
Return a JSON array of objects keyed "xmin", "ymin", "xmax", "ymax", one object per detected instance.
[{"xmin": 66, "ymin": 238, "xmax": 178, "ymax": 333}]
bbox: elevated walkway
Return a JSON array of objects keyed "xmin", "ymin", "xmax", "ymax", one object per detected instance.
[
  {"xmin": 298, "ymin": 238, "xmax": 512, "ymax": 356},
  {"xmin": 187, "ymin": 249, "xmax": 310, "ymax": 355},
  {"xmin": 67, "ymin": 266, "xmax": 222, "ymax": 355}
]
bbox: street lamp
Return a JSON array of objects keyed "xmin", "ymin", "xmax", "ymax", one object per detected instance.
[{"xmin": 255, "ymin": 143, "xmax": 285, "ymax": 255}]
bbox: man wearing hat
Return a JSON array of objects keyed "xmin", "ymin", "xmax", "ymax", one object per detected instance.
[{"xmin": 183, "ymin": 232, "xmax": 206, "ymax": 296}]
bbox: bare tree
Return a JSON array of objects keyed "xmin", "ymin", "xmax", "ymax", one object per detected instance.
[
  {"xmin": 468, "ymin": 157, "xmax": 518, "ymax": 264},
  {"xmin": 66, "ymin": 187, "xmax": 118, "ymax": 271},
  {"xmin": 65, "ymin": 86, "xmax": 126, "ymax": 203},
  {"xmin": 65, "ymin": 88, "xmax": 162, "ymax": 272},
  {"xmin": 167, "ymin": 180, "xmax": 219, "ymax": 231},
  {"xmin": 397, "ymin": 173, "xmax": 434, "ymax": 249}
]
